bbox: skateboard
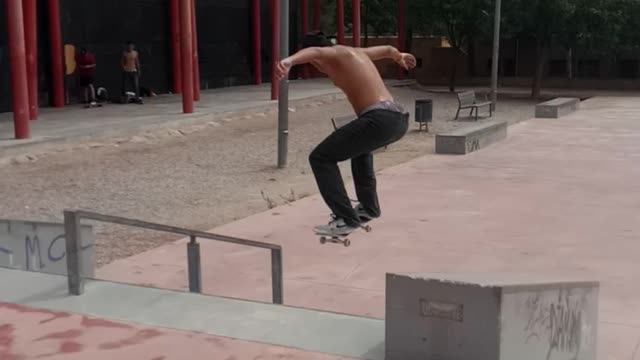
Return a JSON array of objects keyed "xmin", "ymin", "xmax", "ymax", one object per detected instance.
[
  {"xmin": 316, "ymin": 222, "xmax": 372, "ymax": 247},
  {"xmin": 85, "ymin": 102, "xmax": 102, "ymax": 108}
]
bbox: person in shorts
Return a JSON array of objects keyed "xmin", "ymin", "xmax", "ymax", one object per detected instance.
[{"xmin": 76, "ymin": 47, "xmax": 97, "ymax": 106}]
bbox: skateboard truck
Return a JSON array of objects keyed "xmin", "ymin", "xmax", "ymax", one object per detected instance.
[{"xmin": 318, "ymin": 224, "xmax": 372, "ymax": 247}]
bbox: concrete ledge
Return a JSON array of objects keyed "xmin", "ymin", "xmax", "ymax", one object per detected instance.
[
  {"xmin": 0, "ymin": 267, "xmax": 385, "ymax": 360},
  {"xmin": 535, "ymin": 97, "xmax": 580, "ymax": 118},
  {"xmin": 385, "ymin": 272, "xmax": 599, "ymax": 360},
  {"xmin": 435, "ymin": 120, "xmax": 507, "ymax": 155}
]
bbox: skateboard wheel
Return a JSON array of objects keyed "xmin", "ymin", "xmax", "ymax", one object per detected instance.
[
  {"xmin": 343, "ymin": 239, "xmax": 351, "ymax": 247},
  {"xmin": 319, "ymin": 237, "xmax": 327, "ymax": 244}
]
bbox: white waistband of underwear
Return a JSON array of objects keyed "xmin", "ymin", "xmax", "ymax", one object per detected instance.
[{"xmin": 359, "ymin": 100, "xmax": 405, "ymax": 116}]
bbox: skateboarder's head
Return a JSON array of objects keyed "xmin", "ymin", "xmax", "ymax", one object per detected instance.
[{"xmin": 302, "ymin": 31, "xmax": 332, "ymax": 49}]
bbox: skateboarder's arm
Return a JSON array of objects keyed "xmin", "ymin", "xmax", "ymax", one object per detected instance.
[
  {"xmin": 362, "ymin": 46, "xmax": 403, "ymax": 62},
  {"xmin": 282, "ymin": 47, "xmax": 336, "ymax": 66},
  {"xmin": 362, "ymin": 46, "xmax": 417, "ymax": 69},
  {"xmin": 275, "ymin": 47, "xmax": 337, "ymax": 80}
]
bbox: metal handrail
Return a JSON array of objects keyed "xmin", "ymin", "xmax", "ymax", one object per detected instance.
[{"xmin": 63, "ymin": 209, "xmax": 283, "ymax": 304}]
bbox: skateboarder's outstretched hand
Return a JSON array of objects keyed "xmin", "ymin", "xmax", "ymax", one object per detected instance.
[
  {"xmin": 395, "ymin": 53, "xmax": 417, "ymax": 70},
  {"xmin": 275, "ymin": 60, "xmax": 293, "ymax": 81}
]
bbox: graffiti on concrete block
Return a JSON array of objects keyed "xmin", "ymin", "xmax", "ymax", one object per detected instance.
[
  {"xmin": 467, "ymin": 138, "xmax": 480, "ymax": 152},
  {"xmin": 523, "ymin": 289, "xmax": 590, "ymax": 360},
  {"xmin": 0, "ymin": 220, "xmax": 95, "ymax": 277}
]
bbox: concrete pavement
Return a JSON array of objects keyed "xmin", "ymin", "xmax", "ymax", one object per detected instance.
[
  {"xmin": 0, "ymin": 79, "xmax": 346, "ymax": 158},
  {"xmin": 95, "ymin": 96, "xmax": 640, "ymax": 360},
  {"xmin": 3, "ymin": 96, "xmax": 640, "ymax": 359}
]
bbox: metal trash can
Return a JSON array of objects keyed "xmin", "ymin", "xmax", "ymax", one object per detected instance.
[{"xmin": 415, "ymin": 99, "xmax": 433, "ymax": 132}]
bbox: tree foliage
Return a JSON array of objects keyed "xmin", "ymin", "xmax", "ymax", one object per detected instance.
[
  {"xmin": 405, "ymin": 0, "xmax": 492, "ymax": 90},
  {"xmin": 313, "ymin": 0, "xmax": 639, "ymax": 95},
  {"xmin": 503, "ymin": 0, "xmax": 639, "ymax": 96},
  {"xmin": 318, "ymin": 0, "xmax": 397, "ymax": 37}
]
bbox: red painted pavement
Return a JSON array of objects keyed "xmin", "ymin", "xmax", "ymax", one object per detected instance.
[{"xmin": 0, "ymin": 302, "xmax": 354, "ymax": 359}]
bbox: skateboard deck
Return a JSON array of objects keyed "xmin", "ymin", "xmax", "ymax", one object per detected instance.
[{"xmin": 315, "ymin": 223, "xmax": 372, "ymax": 247}]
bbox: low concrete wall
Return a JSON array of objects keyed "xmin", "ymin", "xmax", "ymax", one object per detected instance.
[
  {"xmin": 535, "ymin": 98, "xmax": 580, "ymax": 118},
  {"xmin": 436, "ymin": 120, "xmax": 507, "ymax": 155},
  {"xmin": 0, "ymin": 219, "xmax": 95, "ymax": 276},
  {"xmin": 385, "ymin": 273, "xmax": 599, "ymax": 360}
]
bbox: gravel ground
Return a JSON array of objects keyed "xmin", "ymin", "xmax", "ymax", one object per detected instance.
[{"xmin": 0, "ymin": 86, "xmax": 538, "ymax": 267}]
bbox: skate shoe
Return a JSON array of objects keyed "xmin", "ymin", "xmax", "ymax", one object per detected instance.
[
  {"xmin": 314, "ymin": 217, "xmax": 358, "ymax": 236},
  {"xmin": 354, "ymin": 203, "xmax": 378, "ymax": 222}
]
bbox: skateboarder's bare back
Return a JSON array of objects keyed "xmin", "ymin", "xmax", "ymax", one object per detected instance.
[{"xmin": 276, "ymin": 32, "xmax": 417, "ymax": 237}]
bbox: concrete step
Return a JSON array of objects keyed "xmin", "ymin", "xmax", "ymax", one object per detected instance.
[
  {"xmin": 535, "ymin": 97, "xmax": 580, "ymax": 118},
  {"xmin": 0, "ymin": 267, "xmax": 384, "ymax": 360},
  {"xmin": 436, "ymin": 119, "xmax": 508, "ymax": 155}
]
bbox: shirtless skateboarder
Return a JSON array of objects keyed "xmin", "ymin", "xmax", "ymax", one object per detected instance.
[{"xmin": 275, "ymin": 32, "xmax": 417, "ymax": 237}]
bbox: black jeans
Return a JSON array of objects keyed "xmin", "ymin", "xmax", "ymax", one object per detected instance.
[
  {"xmin": 122, "ymin": 71, "xmax": 140, "ymax": 97},
  {"xmin": 309, "ymin": 109, "xmax": 408, "ymax": 227}
]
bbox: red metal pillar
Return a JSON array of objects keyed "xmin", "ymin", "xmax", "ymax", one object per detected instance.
[
  {"xmin": 170, "ymin": 0, "xmax": 182, "ymax": 94},
  {"xmin": 301, "ymin": 0, "xmax": 310, "ymax": 79},
  {"xmin": 191, "ymin": 0, "xmax": 200, "ymax": 101},
  {"xmin": 270, "ymin": 0, "xmax": 280, "ymax": 100},
  {"xmin": 352, "ymin": 0, "xmax": 360, "ymax": 47},
  {"xmin": 24, "ymin": 0, "xmax": 38, "ymax": 120},
  {"xmin": 48, "ymin": 0, "xmax": 64, "ymax": 107},
  {"xmin": 6, "ymin": 0, "xmax": 30, "ymax": 138},
  {"xmin": 397, "ymin": 0, "xmax": 405, "ymax": 80},
  {"xmin": 180, "ymin": 0, "xmax": 194, "ymax": 113},
  {"xmin": 313, "ymin": 0, "xmax": 320, "ymax": 31},
  {"xmin": 252, "ymin": 0, "xmax": 262, "ymax": 85},
  {"xmin": 336, "ymin": 0, "xmax": 344, "ymax": 44}
]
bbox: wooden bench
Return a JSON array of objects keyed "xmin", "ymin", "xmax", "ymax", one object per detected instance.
[{"xmin": 455, "ymin": 90, "xmax": 493, "ymax": 121}]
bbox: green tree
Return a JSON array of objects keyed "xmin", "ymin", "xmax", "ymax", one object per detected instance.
[
  {"xmin": 561, "ymin": 0, "xmax": 628, "ymax": 79},
  {"xmin": 503, "ymin": 0, "xmax": 639, "ymax": 96},
  {"xmin": 319, "ymin": 0, "xmax": 397, "ymax": 39},
  {"xmin": 502, "ymin": 0, "xmax": 576, "ymax": 97},
  {"xmin": 407, "ymin": 0, "xmax": 492, "ymax": 91},
  {"xmin": 618, "ymin": 0, "xmax": 640, "ymax": 50}
]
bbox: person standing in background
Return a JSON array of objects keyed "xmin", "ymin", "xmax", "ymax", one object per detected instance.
[
  {"xmin": 76, "ymin": 47, "xmax": 98, "ymax": 107},
  {"xmin": 121, "ymin": 41, "xmax": 142, "ymax": 103}
]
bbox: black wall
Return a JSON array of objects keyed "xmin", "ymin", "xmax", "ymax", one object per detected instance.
[
  {"xmin": 0, "ymin": 0, "xmax": 49, "ymax": 113},
  {"xmin": 258, "ymin": 0, "xmax": 301, "ymax": 83},
  {"xmin": 0, "ymin": 0, "xmax": 300, "ymax": 113},
  {"xmin": 59, "ymin": 0, "xmax": 172, "ymax": 97},
  {"xmin": 197, "ymin": 0, "xmax": 252, "ymax": 88}
]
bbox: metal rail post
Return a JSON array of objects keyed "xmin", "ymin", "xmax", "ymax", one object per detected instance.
[
  {"xmin": 187, "ymin": 235, "xmax": 202, "ymax": 293},
  {"xmin": 64, "ymin": 210, "xmax": 84, "ymax": 295},
  {"xmin": 490, "ymin": 0, "xmax": 502, "ymax": 111},
  {"xmin": 277, "ymin": 0, "xmax": 289, "ymax": 168},
  {"xmin": 271, "ymin": 248, "xmax": 283, "ymax": 304}
]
